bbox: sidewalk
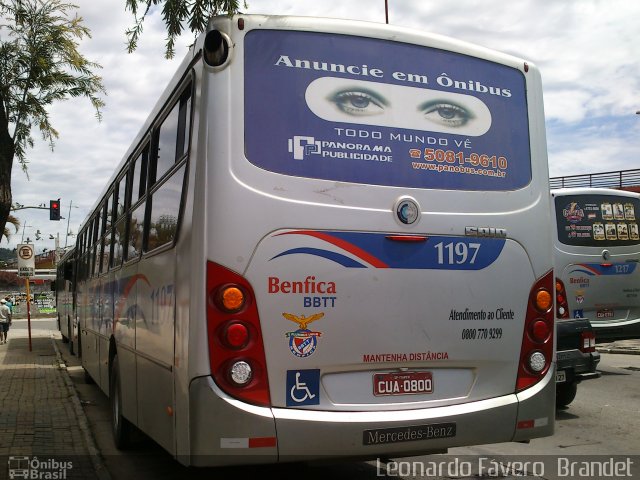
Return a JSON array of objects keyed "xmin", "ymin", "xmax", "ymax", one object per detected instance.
[
  {"xmin": 596, "ymin": 338, "xmax": 640, "ymax": 355},
  {"xmin": 0, "ymin": 319, "xmax": 109, "ymax": 480}
]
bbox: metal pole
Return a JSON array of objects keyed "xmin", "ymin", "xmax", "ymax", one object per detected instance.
[
  {"xmin": 55, "ymin": 232, "xmax": 60, "ymax": 265},
  {"xmin": 64, "ymin": 199, "xmax": 72, "ymax": 248},
  {"xmin": 21, "ymin": 223, "xmax": 30, "ymax": 242},
  {"xmin": 25, "ymin": 278, "xmax": 32, "ymax": 352},
  {"xmin": 385, "ymin": 0, "xmax": 389, "ymax": 23}
]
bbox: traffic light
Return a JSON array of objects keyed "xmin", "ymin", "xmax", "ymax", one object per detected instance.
[{"xmin": 50, "ymin": 199, "xmax": 61, "ymax": 221}]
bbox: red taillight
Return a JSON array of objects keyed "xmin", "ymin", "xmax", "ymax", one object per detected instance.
[
  {"xmin": 531, "ymin": 320, "xmax": 551, "ymax": 342},
  {"xmin": 580, "ymin": 331, "xmax": 596, "ymax": 353},
  {"xmin": 224, "ymin": 322, "xmax": 250, "ymax": 349},
  {"xmin": 516, "ymin": 270, "xmax": 554, "ymax": 392},
  {"xmin": 206, "ymin": 261, "xmax": 270, "ymax": 406},
  {"xmin": 555, "ymin": 278, "xmax": 570, "ymax": 319}
]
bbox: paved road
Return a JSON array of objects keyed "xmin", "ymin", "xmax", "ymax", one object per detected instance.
[{"xmin": 52, "ymin": 333, "xmax": 640, "ymax": 480}]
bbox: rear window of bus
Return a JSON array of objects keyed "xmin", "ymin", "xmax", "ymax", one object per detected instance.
[
  {"xmin": 554, "ymin": 193, "xmax": 640, "ymax": 247},
  {"xmin": 243, "ymin": 30, "xmax": 532, "ymax": 191}
]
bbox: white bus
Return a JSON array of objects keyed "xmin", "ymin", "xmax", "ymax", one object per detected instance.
[
  {"xmin": 55, "ymin": 247, "xmax": 76, "ymax": 352},
  {"xmin": 552, "ymin": 187, "xmax": 640, "ymax": 341},
  {"xmin": 68, "ymin": 14, "xmax": 555, "ymax": 466}
]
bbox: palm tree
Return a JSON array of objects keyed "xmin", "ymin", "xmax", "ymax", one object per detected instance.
[{"xmin": 2, "ymin": 214, "xmax": 19, "ymax": 243}]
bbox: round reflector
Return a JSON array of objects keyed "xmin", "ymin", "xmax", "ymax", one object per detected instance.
[
  {"xmin": 230, "ymin": 361, "xmax": 252, "ymax": 385},
  {"xmin": 528, "ymin": 352, "xmax": 546, "ymax": 373}
]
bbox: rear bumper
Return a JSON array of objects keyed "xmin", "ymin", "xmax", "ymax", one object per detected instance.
[
  {"xmin": 188, "ymin": 371, "xmax": 554, "ymax": 466},
  {"xmin": 556, "ymin": 348, "xmax": 601, "ymax": 384},
  {"xmin": 592, "ymin": 320, "xmax": 640, "ymax": 342}
]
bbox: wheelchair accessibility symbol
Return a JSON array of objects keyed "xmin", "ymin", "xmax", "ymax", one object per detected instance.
[{"xmin": 286, "ymin": 369, "xmax": 320, "ymax": 406}]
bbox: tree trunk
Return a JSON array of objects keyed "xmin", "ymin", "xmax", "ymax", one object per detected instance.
[{"xmin": 0, "ymin": 93, "xmax": 15, "ymax": 242}]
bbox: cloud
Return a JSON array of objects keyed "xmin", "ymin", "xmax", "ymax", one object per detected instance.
[{"xmin": 7, "ymin": 0, "xmax": 640, "ymax": 255}]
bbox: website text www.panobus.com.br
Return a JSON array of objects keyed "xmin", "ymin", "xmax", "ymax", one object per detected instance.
[{"xmin": 411, "ymin": 160, "xmax": 506, "ymax": 178}]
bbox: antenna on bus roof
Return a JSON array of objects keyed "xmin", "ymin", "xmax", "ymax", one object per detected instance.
[{"xmin": 385, "ymin": 0, "xmax": 389, "ymax": 24}]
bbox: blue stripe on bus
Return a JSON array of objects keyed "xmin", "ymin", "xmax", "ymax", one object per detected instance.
[
  {"xmin": 570, "ymin": 263, "xmax": 637, "ymax": 276},
  {"xmin": 271, "ymin": 231, "xmax": 505, "ymax": 270}
]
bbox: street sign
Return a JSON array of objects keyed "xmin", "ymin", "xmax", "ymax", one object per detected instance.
[{"xmin": 17, "ymin": 243, "xmax": 35, "ymax": 278}]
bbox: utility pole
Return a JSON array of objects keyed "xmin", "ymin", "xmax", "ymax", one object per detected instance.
[
  {"xmin": 64, "ymin": 199, "xmax": 73, "ymax": 248},
  {"xmin": 55, "ymin": 233, "xmax": 61, "ymax": 265}
]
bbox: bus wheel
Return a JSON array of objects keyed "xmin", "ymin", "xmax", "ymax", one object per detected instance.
[
  {"xmin": 83, "ymin": 367, "xmax": 95, "ymax": 384},
  {"xmin": 68, "ymin": 318, "xmax": 74, "ymax": 355},
  {"xmin": 110, "ymin": 354, "xmax": 133, "ymax": 449},
  {"xmin": 60, "ymin": 316, "xmax": 69, "ymax": 343}
]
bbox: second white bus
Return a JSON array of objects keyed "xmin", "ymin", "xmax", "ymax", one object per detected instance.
[{"xmin": 552, "ymin": 187, "xmax": 640, "ymax": 341}]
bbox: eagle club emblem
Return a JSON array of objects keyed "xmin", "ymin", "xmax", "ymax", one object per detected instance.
[{"xmin": 282, "ymin": 312, "xmax": 324, "ymax": 358}]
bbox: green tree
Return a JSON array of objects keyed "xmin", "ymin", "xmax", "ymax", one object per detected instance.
[
  {"xmin": 125, "ymin": 0, "xmax": 246, "ymax": 59},
  {"xmin": 0, "ymin": 0, "xmax": 105, "ymax": 242},
  {"xmin": 2, "ymin": 213, "xmax": 18, "ymax": 242}
]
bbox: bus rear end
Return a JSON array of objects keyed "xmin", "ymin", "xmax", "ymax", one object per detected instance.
[
  {"xmin": 192, "ymin": 14, "xmax": 555, "ymax": 464},
  {"xmin": 552, "ymin": 187, "xmax": 640, "ymax": 341}
]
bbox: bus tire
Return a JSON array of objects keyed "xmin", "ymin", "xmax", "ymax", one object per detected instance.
[
  {"xmin": 110, "ymin": 354, "xmax": 133, "ymax": 449},
  {"xmin": 77, "ymin": 328, "xmax": 82, "ymax": 359},
  {"xmin": 68, "ymin": 318, "xmax": 74, "ymax": 355},
  {"xmin": 556, "ymin": 381, "xmax": 578, "ymax": 408},
  {"xmin": 83, "ymin": 367, "xmax": 95, "ymax": 384},
  {"xmin": 60, "ymin": 315, "xmax": 69, "ymax": 343}
]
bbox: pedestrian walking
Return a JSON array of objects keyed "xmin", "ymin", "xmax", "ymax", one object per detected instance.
[
  {"xmin": 0, "ymin": 298, "xmax": 12, "ymax": 344},
  {"xmin": 4, "ymin": 296, "xmax": 13, "ymax": 313}
]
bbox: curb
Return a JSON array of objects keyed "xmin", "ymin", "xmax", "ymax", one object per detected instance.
[
  {"xmin": 51, "ymin": 336, "xmax": 112, "ymax": 480},
  {"xmin": 595, "ymin": 347, "xmax": 640, "ymax": 355}
]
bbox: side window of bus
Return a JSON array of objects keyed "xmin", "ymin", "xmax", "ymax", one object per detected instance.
[
  {"xmin": 117, "ymin": 171, "xmax": 128, "ymax": 218},
  {"xmin": 151, "ymin": 87, "xmax": 191, "ymax": 186},
  {"xmin": 131, "ymin": 146, "xmax": 148, "ymax": 204},
  {"xmin": 80, "ymin": 232, "xmax": 87, "ymax": 281},
  {"xmin": 76, "ymin": 232, "xmax": 83, "ymax": 281},
  {"xmin": 143, "ymin": 84, "xmax": 191, "ymax": 253},
  {"xmin": 146, "ymin": 165, "xmax": 186, "ymax": 252},
  {"xmin": 128, "ymin": 202, "xmax": 146, "ymax": 260},
  {"xmin": 95, "ymin": 207, "xmax": 105, "ymax": 275},
  {"xmin": 88, "ymin": 216, "xmax": 96, "ymax": 278},
  {"xmin": 112, "ymin": 170, "xmax": 129, "ymax": 269},
  {"xmin": 102, "ymin": 191, "xmax": 115, "ymax": 273}
]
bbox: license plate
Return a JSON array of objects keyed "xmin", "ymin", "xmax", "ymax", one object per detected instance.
[
  {"xmin": 373, "ymin": 371, "xmax": 433, "ymax": 396},
  {"xmin": 596, "ymin": 309, "xmax": 615, "ymax": 319},
  {"xmin": 556, "ymin": 370, "xmax": 566, "ymax": 383}
]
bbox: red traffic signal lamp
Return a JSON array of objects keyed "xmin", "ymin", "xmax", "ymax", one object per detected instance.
[{"xmin": 50, "ymin": 199, "xmax": 61, "ymax": 221}]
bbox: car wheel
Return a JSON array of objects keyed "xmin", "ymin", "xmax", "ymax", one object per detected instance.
[
  {"xmin": 110, "ymin": 354, "xmax": 133, "ymax": 449},
  {"xmin": 556, "ymin": 381, "xmax": 578, "ymax": 407}
]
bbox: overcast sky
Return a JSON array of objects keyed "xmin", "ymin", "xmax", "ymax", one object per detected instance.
[{"xmin": 7, "ymin": 0, "xmax": 640, "ymax": 255}]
